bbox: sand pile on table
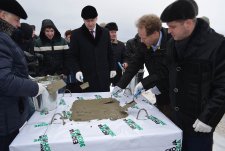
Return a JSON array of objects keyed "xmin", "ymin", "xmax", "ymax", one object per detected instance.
[{"xmin": 71, "ymin": 98, "xmax": 128, "ymax": 121}]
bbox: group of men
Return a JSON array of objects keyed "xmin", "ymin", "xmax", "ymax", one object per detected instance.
[
  {"xmin": 112, "ymin": 1, "xmax": 225, "ymax": 151},
  {"xmin": 0, "ymin": 0, "xmax": 225, "ymax": 151}
]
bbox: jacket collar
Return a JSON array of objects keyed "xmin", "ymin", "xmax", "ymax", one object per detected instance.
[
  {"xmin": 81, "ymin": 24, "xmax": 103, "ymax": 46},
  {"xmin": 147, "ymin": 28, "xmax": 170, "ymax": 52},
  {"xmin": 159, "ymin": 27, "xmax": 171, "ymax": 51},
  {"xmin": 172, "ymin": 18, "xmax": 214, "ymax": 61},
  {"xmin": 0, "ymin": 19, "xmax": 16, "ymax": 36}
]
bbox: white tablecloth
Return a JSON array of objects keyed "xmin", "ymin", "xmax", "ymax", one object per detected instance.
[
  {"xmin": 213, "ymin": 114, "xmax": 225, "ymax": 151},
  {"xmin": 10, "ymin": 92, "xmax": 182, "ymax": 151}
]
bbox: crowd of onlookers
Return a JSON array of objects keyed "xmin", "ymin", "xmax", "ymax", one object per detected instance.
[{"xmin": 14, "ymin": 15, "xmax": 143, "ymax": 94}]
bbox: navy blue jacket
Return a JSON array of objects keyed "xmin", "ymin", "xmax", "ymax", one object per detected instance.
[{"xmin": 0, "ymin": 29, "xmax": 38, "ymax": 136}]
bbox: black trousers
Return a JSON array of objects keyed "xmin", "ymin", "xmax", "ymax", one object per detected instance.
[
  {"xmin": 171, "ymin": 111, "xmax": 213, "ymax": 151},
  {"xmin": 182, "ymin": 132, "xmax": 213, "ymax": 151},
  {"xmin": 0, "ymin": 130, "xmax": 19, "ymax": 151},
  {"xmin": 66, "ymin": 82, "xmax": 82, "ymax": 93},
  {"xmin": 111, "ymin": 71, "xmax": 122, "ymax": 86}
]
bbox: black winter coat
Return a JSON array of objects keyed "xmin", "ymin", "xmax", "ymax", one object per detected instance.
[
  {"xmin": 117, "ymin": 28, "xmax": 170, "ymax": 93},
  {"xmin": 110, "ymin": 40, "xmax": 126, "ymax": 85},
  {"xmin": 70, "ymin": 24, "xmax": 115, "ymax": 92},
  {"xmin": 111, "ymin": 40, "xmax": 126, "ymax": 71},
  {"xmin": 34, "ymin": 19, "xmax": 70, "ymax": 76},
  {"xmin": 167, "ymin": 18, "xmax": 225, "ymax": 133},
  {"xmin": 125, "ymin": 34, "xmax": 144, "ymax": 70}
]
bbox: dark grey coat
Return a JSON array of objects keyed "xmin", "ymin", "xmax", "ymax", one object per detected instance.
[{"xmin": 70, "ymin": 24, "xmax": 115, "ymax": 92}]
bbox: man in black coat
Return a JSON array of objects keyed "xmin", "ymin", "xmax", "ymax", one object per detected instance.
[
  {"xmin": 0, "ymin": 0, "xmax": 46, "ymax": 150},
  {"xmin": 70, "ymin": 5, "xmax": 116, "ymax": 92},
  {"xmin": 125, "ymin": 34, "xmax": 144, "ymax": 84},
  {"xmin": 105, "ymin": 22, "xmax": 126, "ymax": 86},
  {"xmin": 112, "ymin": 14, "xmax": 171, "ymax": 116},
  {"xmin": 160, "ymin": 0, "xmax": 225, "ymax": 151}
]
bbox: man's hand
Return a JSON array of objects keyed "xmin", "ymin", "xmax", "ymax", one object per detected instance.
[
  {"xmin": 60, "ymin": 74, "xmax": 67, "ymax": 80},
  {"xmin": 36, "ymin": 83, "xmax": 47, "ymax": 97},
  {"xmin": 111, "ymin": 86, "xmax": 123, "ymax": 97},
  {"xmin": 134, "ymin": 82, "xmax": 144, "ymax": 98},
  {"xmin": 122, "ymin": 62, "xmax": 128, "ymax": 69},
  {"xmin": 110, "ymin": 70, "xmax": 117, "ymax": 78},
  {"xmin": 193, "ymin": 119, "xmax": 212, "ymax": 133},
  {"xmin": 76, "ymin": 71, "xmax": 83, "ymax": 82},
  {"xmin": 28, "ymin": 75, "xmax": 35, "ymax": 80}
]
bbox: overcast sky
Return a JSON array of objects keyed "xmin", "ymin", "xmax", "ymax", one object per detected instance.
[{"xmin": 18, "ymin": 0, "xmax": 225, "ymax": 42}]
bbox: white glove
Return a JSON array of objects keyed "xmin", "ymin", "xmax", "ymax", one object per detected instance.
[
  {"xmin": 193, "ymin": 119, "xmax": 212, "ymax": 133},
  {"xmin": 151, "ymin": 86, "xmax": 161, "ymax": 95},
  {"xmin": 111, "ymin": 86, "xmax": 123, "ymax": 97},
  {"xmin": 134, "ymin": 82, "xmax": 144, "ymax": 98},
  {"xmin": 28, "ymin": 75, "xmax": 35, "ymax": 80},
  {"xmin": 76, "ymin": 71, "xmax": 83, "ymax": 82},
  {"xmin": 36, "ymin": 83, "xmax": 47, "ymax": 97},
  {"xmin": 110, "ymin": 70, "xmax": 117, "ymax": 78}
]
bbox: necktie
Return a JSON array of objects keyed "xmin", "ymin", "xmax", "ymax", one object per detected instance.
[{"xmin": 90, "ymin": 30, "xmax": 95, "ymax": 38}]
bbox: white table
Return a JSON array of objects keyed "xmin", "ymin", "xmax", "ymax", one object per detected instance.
[{"xmin": 10, "ymin": 92, "xmax": 182, "ymax": 151}]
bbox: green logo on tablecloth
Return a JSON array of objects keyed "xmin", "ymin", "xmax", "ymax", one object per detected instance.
[
  {"xmin": 62, "ymin": 111, "xmax": 72, "ymax": 120},
  {"xmin": 113, "ymin": 94, "xmax": 121, "ymax": 98},
  {"xmin": 147, "ymin": 115, "xmax": 166, "ymax": 125},
  {"xmin": 141, "ymin": 99, "xmax": 152, "ymax": 105},
  {"xmin": 59, "ymin": 98, "xmax": 66, "ymax": 105},
  {"xmin": 131, "ymin": 105, "xmax": 139, "ymax": 109},
  {"xmin": 34, "ymin": 135, "xmax": 51, "ymax": 151},
  {"xmin": 77, "ymin": 97, "xmax": 84, "ymax": 100},
  {"xmin": 165, "ymin": 139, "xmax": 182, "ymax": 151},
  {"xmin": 40, "ymin": 111, "xmax": 49, "ymax": 115},
  {"xmin": 124, "ymin": 119, "xmax": 143, "ymax": 130},
  {"xmin": 98, "ymin": 124, "xmax": 116, "ymax": 136},
  {"xmin": 34, "ymin": 122, "xmax": 49, "ymax": 128},
  {"xmin": 173, "ymin": 139, "xmax": 182, "ymax": 151},
  {"xmin": 69, "ymin": 129, "xmax": 86, "ymax": 147},
  {"xmin": 95, "ymin": 95, "xmax": 102, "ymax": 99}
]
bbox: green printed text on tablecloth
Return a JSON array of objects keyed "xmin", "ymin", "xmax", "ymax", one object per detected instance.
[
  {"xmin": 147, "ymin": 115, "xmax": 166, "ymax": 125},
  {"xmin": 124, "ymin": 119, "xmax": 143, "ymax": 130},
  {"xmin": 98, "ymin": 124, "xmax": 116, "ymax": 136},
  {"xmin": 34, "ymin": 122, "xmax": 49, "ymax": 128},
  {"xmin": 69, "ymin": 129, "xmax": 86, "ymax": 147},
  {"xmin": 34, "ymin": 135, "xmax": 51, "ymax": 151}
]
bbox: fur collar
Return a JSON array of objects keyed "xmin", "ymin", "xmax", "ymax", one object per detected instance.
[{"xmin": 0, "ymin": 19, "xmax": 16, "ymax": 36}]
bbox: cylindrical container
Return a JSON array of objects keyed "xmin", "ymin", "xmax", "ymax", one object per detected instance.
[{"xmin": 33, "ymin": 81, "xmax": 58, "ymax": 112}]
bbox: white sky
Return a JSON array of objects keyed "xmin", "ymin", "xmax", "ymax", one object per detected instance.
[{"xmin": 18, "ymin": 0, "xmax": 225, "ymax": 42}]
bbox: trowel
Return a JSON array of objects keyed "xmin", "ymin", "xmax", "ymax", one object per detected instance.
[
  {"xmin": 120, "ymin": 88, "xmax": 143, "ymax": 112},
  {"xmin": 46, "ymin": 79, "xmax": 66, "ymax": 94},
  {"xmin": 80, "ymin": 82, "xmax": 89, "ymax": 90},
  {"xmin": 121, "ymin": 100, "xmax": 137, "ymax": 112},
  {"xmin": 79, "ymin": 77, "xmax": 89, "ymax": 90}
]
